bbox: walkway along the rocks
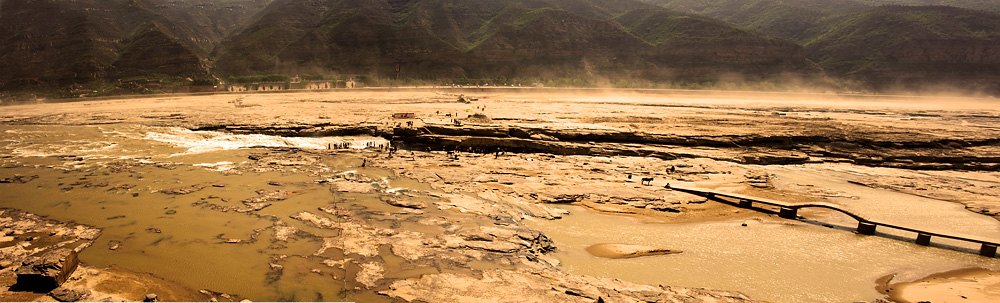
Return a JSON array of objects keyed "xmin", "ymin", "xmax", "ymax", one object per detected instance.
[{"xmin": 667, "ymin": 184, "xmax": 1000, "ymax": 258}]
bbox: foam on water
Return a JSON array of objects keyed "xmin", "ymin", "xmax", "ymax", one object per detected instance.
[
  {"xmin": 193, "ymin": 161, "xmax": 237, "ymax": 171},
  {"xmin": 385, "ymin": 188, "xmax": 408, "ymax": 193},
  {"xmin": 144, "ymin": 128, "xmax": 389, "ymax": 155},
  {"xmin": 12, "ymin": 141, "xmax": 121, "ymax": 158}
]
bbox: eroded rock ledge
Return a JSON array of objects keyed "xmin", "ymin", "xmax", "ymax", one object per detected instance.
[{"xmin": 193, "ymin": 122, "xmax": 1000, "ymax": 171}]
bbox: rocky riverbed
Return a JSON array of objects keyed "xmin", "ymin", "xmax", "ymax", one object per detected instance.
[{"xmin": 0, "ymin": 89, "xmax": 999, "ymax": 302}]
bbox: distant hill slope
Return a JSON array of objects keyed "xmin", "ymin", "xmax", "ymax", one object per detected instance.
[
  {"xmin": 0, "ymin": 0, "xmax": 271, "ymax": 94},
  {"xmin": 214, "ymin": 0, "xmax": 815, "ymax": 84},
  {"xmin": 857, "ymin": 0, "xmax": 1000, "ymax": 12},
  {"xmin": 640, "ymin": 0, "xmax": 1000, "ymax": 94},
  {"xmin": 805, "ymin": 5, "xmax": 1000, "ymax": 93},
  {"xmin": 640, "ymin": 0, "xmax": 1000, "ymax": 41},
  {"xmin": 112, "ymin": 23, "xmax": 210, "ymax": 79},
  {"xmin": 132, "ymin": 0, "xmax": 275, "ymax": 54},
  {"xmin": 1, "ymin": 0, "xmax": 139, "ymax": 88},
  {"xmin": 1, "ymin": 0, "xmax": 998, "ymax": 97},
  {"xmin": 638, "ymin": 0, "xmax": 867, "ymax": 42}
]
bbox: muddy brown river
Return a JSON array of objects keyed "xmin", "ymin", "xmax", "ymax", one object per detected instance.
[
  {"xmin": 528, "ymin": 205, "xmax": 1000, "ymax": 302},
  {"xmin": 526, "ymin": 164, "xmax": 1000, "ymax": 302},
  {"xmin": 3, "ymin": 122, "xmax": 1000, "ymax": 302},
  {"xmin": 1, "ymin": 125, "xmax": 402, "ymax": 301}
]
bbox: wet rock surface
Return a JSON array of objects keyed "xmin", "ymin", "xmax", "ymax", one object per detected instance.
[
  {"xmin": 15, "ymin": 248, "xmax": 79, "ymax": 291},
  {"xmin": 1, "ymin": 91, "xmax": 1000, "ymax": 302},
  {"xmin": 2, "ymin": 138, "xmax": 754, "ymax": 302},
  {"xmin": 375, "ymin": 152, "xmax": 749, "ymax": 222},
  {"xmin": 0, "ymin": 175, "xmax": 38, "ymax": 184},
  {"xmin": 382, "ymin": 197, "xmax": 427, "ymax": 209},
  {"xmin": 0, "ymin": 209, "xmax": 250, "ymax": 302},
  {"xmin": 0, "ymin": 209, "xmax": 100, "ymax": 269},
  {"xmin": 843, "ymin": 169, "xmax": 1000, "ymax": 221},
  {"xmin": 159, "ymin": 184, "xmax": 207, "ymax": 195},
  {"xmin": 382, "ymin": 268, "xmax": 754, "ymax": 303},
  {"xmin": 585, "ymin": 244, "xmax": 681, "ymax": 259},
  {"xmin": 50, "ymin": 287, "xmax": 90, "ymax": 302}
]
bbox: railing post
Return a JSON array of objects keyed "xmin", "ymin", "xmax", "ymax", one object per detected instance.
[
  {"xmin": 857, "ymin": 222, "xmax": 877, "ymax": 235},
  {"xmin": 916, "ymin": 233, "xmax": 932, "ymax": 246},
  {"xmin": 778, "ymin": 207, "xmax": 798, "ymax": 219},
  {"xmin": 981, "ymin": 244, "xmax": 998, "ymax": 258}
]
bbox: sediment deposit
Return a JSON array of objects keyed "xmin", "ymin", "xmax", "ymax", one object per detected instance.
[{"xmin": 1, "ymin": 89, "xmax": 999, "ymax": 302}]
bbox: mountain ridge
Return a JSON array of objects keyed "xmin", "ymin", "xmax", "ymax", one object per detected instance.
[
  {"xmin": 1, "ymin": 0, "xmax": 998, "ymax": 98},
  {"xmin": 214, "ymin": 0, "xmax": 814, "ymax": 85}
]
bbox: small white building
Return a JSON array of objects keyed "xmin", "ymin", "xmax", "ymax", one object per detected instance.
[
  {"xmin": 227, "ymin": 84, "xmax": 248, "ymax": 92},
  {"xmin": 306, "ymin": 81, "xmax": 331, "ymax": 90},
  {"xmin": 256, "ymin": 82, "xmax": 286, "ymax": 92}
]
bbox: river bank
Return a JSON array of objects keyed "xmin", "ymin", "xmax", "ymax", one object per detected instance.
[{"xmin": 1, "ymin": 90, "xmax": 999, "ymax": 302}]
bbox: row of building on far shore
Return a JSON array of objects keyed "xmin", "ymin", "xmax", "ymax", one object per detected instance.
[{"xmin": 226, "ymin": 77, "xmax": 359, "ymax": 92}]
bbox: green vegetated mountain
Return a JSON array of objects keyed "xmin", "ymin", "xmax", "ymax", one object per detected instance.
[
  {"xmin": 640, "ymin": 0, "xmax": 1000, "ymax": 94},
  {"xmin": 858, "ymin": 0, "xmax": 1000, "ymax": 12},
  {"xmin": 1, "ymin": 0, "xmax": 999, "ymax": 97},
  {"xmin": 638, "ymin": 0, "xmax": 999, "ymax": 41},
  {"xmin": 804, "ymin": 5, "xmax": 1000, "ymax": 92},
  {"xmin": 637, "ymin": 0, "xmax": 866, "ymax": 42},
  {"xmin": 0, "ymin": 0, "xmax": 272, "ymax": 95},
  {"xmin": 0, "ymin": 0, "xmax": 815, "ymax": 97},
  {"xmin": 214, "ymin": 0, "xmax": 813, "ymax": 85},
  {"xmin": 139, "ymin": 0, "xmax": 277, "ymax": 54}
]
